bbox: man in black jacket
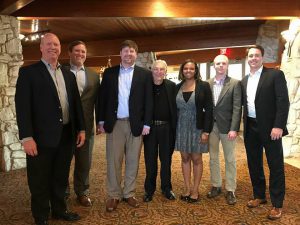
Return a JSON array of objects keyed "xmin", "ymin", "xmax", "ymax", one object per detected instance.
[
  {"xmin": 241, "ymin": 45, "xmax": 289, "ymax": 220},
  {"xmin": 15, "ymin": 33, "xmax": 85, "ymax": 225},
  {"xmin": 97, "ymin": 40, "xmax": 153, "ymax": 212},
  {"xmin": 143, "ymin": 60, "xmax": 177, "ymax": 202}
]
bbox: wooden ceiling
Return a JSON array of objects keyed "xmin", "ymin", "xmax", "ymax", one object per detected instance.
[{"xmin": 1, "ymin": 0, "xmax": 298, "ymax": 66}]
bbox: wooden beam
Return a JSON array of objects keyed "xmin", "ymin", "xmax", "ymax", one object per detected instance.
[
  {"xmin": 157, "ymin": 47, "xmax": 249, "ymax": 65},
  {"xmin": 11, "ymin": 0, "xmax": 300, "ymax": 18},
  {"xmin": 0, "ymin": 0, "xmax": 34, "ymax": 15},
  {"xmin": 22, "ymin": 24, "xmax": 259, "ymax": 62}
]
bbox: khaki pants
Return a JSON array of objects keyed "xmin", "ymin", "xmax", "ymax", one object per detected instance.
[
  {"xmin": 209, "ymin": 123, "xmax": 237, "ymax": 192},
  {"xmin": 106, "ymin": 120, "xmax": 142, "ymax": 199}
]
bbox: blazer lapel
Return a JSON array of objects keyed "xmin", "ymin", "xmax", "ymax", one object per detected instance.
[
  {"xmin": 81, "ymin": 68, "xmax": 91, "ymax": 96},
  {"xmin": 130, "ymin": 65, "xmax": 139, "ymax": 95},
  {"xmin": 216, "ymin": 76, "xmax": 231, "ymax": 105},
  {"xmin": 255, "ymin": 67, "xmax": 267, "ymax": 100},
  {"xmin": 38, "ymin": 61, "xmax": 60, "ymax": 103}
]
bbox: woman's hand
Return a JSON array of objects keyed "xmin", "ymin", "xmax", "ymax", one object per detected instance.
[{"xmin": 200, "ymin": 132, "xmax": 209, "ymax": 144}]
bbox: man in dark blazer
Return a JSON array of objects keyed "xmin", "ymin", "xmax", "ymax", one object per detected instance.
[
  {"xmin": 241, "ymin": 45, "xmax": 289, "ymax": 220},
  {"xmin": 66, "ymin": 40, "xmax": 100, "ymax": 206},
  {"xmin": 15, "ymin": 33, "xmax": 85, "ymax": 225},
  {"xmin": 143, "ymin": 60, "xmax": 177, "ymax": 202},
  {"xmin": 96, "ymin": 40, "xmax": 153, "ymax": 212},
  {"xmin": 207, "ymin": 55, "xmax": 242, "ymax": 205}
]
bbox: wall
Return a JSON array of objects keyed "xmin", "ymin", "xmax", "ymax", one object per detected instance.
[
  {"xmin": 0, "ymin": 15, "xmax": 24, "ymax": 171},
  {"xmin": 281, "ymin": 19, "xmax": 300, "ymax": 157}
]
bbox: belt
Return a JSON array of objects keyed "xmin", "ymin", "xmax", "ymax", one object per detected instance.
[
  {"xmin": 117, "ymin": 117, "xmax": 129, "ymax": 121},
  {"xmin": 153, "ymin": 120, "xmax": 168, "ymax": 126},
  {"xmin": 247, "ymin": 117, "xmax": 257, "ymax": 123}
]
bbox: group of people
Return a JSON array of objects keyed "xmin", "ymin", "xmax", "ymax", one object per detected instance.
[{"xmin": 15, "ymin": 33, "xmax": 289, "ymax": 225}]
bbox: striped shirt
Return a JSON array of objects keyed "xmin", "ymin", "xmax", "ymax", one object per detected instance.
[{"xmin": 213, "ymin": 76, "xmax": 226, "ymax": 106}]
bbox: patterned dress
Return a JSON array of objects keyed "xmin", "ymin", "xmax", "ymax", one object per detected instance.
[{"xmin": 175, "ymin": 88, "xmax": 208, "ymax": 153}]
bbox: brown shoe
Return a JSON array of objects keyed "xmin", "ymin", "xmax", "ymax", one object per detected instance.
[
  {"xmin": 268, "ymin": 207, "xmax": 282, "ymax": 220},
  {"xmin": 247, "ymin": 198, "xmax": 267, "ymax": 208},
  {"xmin": 123, "ymin": 197, "xmax": 139, "ymax": 208},
  {"xmin": 105, "ymin": 198, "xmax": 119, "ymax": 212},
  {"xmin": 77, "ymin": 195, "xmax": 92, "ymax": 207}
]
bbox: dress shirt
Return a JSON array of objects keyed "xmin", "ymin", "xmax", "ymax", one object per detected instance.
[
  {"xmin": 70, "ymin": 63, "xmax": 86, "ymax": 96},
  {"xmin": 213, "ymin": 75, "xmax": 226, "ymax": 106},
  {"xmin": 42, "ymin": 59, "xmax": 69, "ymax": 124},
  {"xmin": 117, "ymin": 64, "xmax": 134, "ymax": 119},
  {"xmin": 246, "ymin": 66, "xmax": 263, "ymax": 118}
]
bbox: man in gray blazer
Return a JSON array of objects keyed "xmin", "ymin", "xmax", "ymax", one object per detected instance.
[
  {"xmin": 67, "ymin": 40, "xmax": 100, "ymax": 206},
  {"xmin": 207, "ymin": 55, "xmax": 242, "ymax": 205}
]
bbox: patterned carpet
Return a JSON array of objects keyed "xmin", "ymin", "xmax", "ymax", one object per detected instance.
[{"xmin": 0, "ymin": 135, "xmax": 299, "ymax": 225}]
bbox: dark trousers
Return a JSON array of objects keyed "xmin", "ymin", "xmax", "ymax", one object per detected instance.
[
  {"xmin": 73, "ymin": 135, "xmax": 94, "ymax": 196},
  {"xmin": 143, "ymin": 123, "xmax": 173, "ymax": 194},
  {"xmin": 26, "ymin": 124, "xmax": 73, "ymax": 222},
  {"xmin": 244, "ymin": 118, "xmax": 285, "ymax": 208}
]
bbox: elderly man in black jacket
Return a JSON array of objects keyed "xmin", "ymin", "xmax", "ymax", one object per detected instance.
[{"xmin": 143, "ymin": 60, "xmax": 177, "ymax": 202}]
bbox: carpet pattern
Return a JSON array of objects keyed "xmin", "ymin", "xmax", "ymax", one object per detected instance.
[{"xmin": 0, "ymin": 135, "xmax": 299, "ymax": 225}]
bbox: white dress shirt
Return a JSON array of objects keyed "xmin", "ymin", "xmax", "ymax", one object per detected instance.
[
  {"xmin": 117, "ymin": 64, "xmax": 134, "ymax": 119},
  {"xmin": 246, "ymin": 66, "xmax": 263, "ymax": 118},
  {"xmin": 70, "ymin": 64, "xmax": 86, "ymax": 96}
]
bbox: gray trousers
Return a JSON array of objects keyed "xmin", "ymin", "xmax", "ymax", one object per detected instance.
[
  {"xmin": 106, "ymin": 120, "xmax": 142, "ymax": 199},
  {"xmin": 209, "ymin": 123, "xmax": 237, "ymax": 192},
  {"xmin": 73, "ymin": 135, "xmax": 94, "ymax": 196}
]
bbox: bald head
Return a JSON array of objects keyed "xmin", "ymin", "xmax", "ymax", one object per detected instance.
[
  {"xmin": 40, "ymin": 33, "xmax": 61, "ymax": 65},
  {"xmin": 213, "ymin": 54, "xmax": 229, "ymax": 77}
]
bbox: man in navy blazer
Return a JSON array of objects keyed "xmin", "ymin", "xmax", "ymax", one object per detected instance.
[
  {"xmin": 241, "ymin": 45, "xmax": 289, "ymax": 220},
  {"xmin": 15, "ymin": 33, "xmax": 85, "ymax": 225},
  {"xmin": 97, "ymin": 40, "xmax": 153, "ymax": 212}
]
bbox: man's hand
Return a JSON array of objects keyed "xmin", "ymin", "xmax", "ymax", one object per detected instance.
[
  {"xmin": 228, "ymin": 131, "xmax": 238, "ymax": 141},
  {"xmin": 270, "ymin": 128, "xmax": 283, "ymax": 140},
  {"xmin": 23, "ymin": 139, "xmax": 38, "ymax": 156},
  {"xmin": 142, "ymin": 127, "xmax": 150, "ymax": 135},
  {"xmin": 76, "ymin": 132, "xmax": 85, "ymax": 148},
  {"xmin": 200, "ymin": 132, "xmax": 209, "ymax": 144},
  {"xmin": 96, "ymin": 124, "xmax": 105, "ymax": 135}
]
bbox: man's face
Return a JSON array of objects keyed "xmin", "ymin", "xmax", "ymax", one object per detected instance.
[
  {"xmin": 69, "ymin": 44, "xmax": 87, "ymax": 67},
  {"xmin": 214, "ymin": 55, "xmax": 228, "ymax": 76},
  {"xmin": 152, "ymin": 62, "xmax": 167, "ymax": 83},
  {"xmin": 40, "ymin": 34, "xmax": 61, "ymax": 62},
  {"xmin": 120, "ymin": 46, "xmax": 137, "ymax": 66},
  {"xmin": 247, "ymin": 48, "xmax": 263, "ymax": 71}
]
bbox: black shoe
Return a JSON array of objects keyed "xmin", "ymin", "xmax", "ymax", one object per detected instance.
[
  {"xmin": 52, "ymin": 211, "xmax": 80, "ymax": 221},
  {"xmin": 188, "ymin": 195, "xmax": 200, "ymax": 203},
  {"xmin": 35, "ymin": 220, "xmax": 48, "ymax": 225},
  {"xmin": 162, "ymin": 190, "xmax": 176, "ymax": 200},
  {"xmin": 225, "ymin": 191, "xmax": 237, "ymax": 205},
  {"xmin": 180, "ymin": 194, "xmax": 190, "ymax": 202},
  {"xmin": 143, "ymin": 193, "xmax": 153, "ymax": 202},
  {"xmin": 207, "ymin": 187, "xmax": 222, "ymax": 198}
]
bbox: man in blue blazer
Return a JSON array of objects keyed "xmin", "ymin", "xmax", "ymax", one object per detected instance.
[
  {"xmin": 97, "ymin": 40, "xmax": 153, "ymax": 212},
  {"xmin": 15, "ymin": 33, "xmax": 85, "ymax": 225},
  {"xmin": 241, "ymin": 45, "xmax": 289, "ymax": 220}
]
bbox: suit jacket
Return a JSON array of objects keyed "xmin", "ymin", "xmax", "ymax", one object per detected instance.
[
  {"xmin": 97, "ymin": 64, "xmax": 153, "ymax": 137},
  {"xmin": 208, "ymin": 76, "xmax": 242, "ymax": 134},
  {"xmin": 66, "ymin": 65, "xmax": 100, "ymax": 138},
  {"xmin": 176, "ymin": 79, "xmax": 213, "ymax": 133},
  {"xmin": 15, "ymin": 61, "xmax": 85, "ymax": 148},
  {"xmin": 162, "ymin": 79, "xmax": 177, "ymax": 136},
  {"xmin": 241, "ymin": 67, "xmax": 290, "ymax": 141}
]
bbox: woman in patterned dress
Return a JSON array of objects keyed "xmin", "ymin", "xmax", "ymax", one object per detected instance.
[{"xmin": 175, "ymin": 59, "xmax": 213, "ymax": 202}]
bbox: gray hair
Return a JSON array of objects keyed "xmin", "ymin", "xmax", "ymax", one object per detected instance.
[{"xmin": 151, "ymin": 59, "xmax": 168, "ymax": 71}]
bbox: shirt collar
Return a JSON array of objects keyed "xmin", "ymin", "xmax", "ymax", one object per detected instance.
[
  {"xmin": 214, "ymin": 75, "xmax": 226, "ymax": 84},
  {"xmin": 120, "ymin": 63, "xmax": 135, "ymax": 71},
  {"xmin": 41, "ymin": 58, "xmax": 61, "ymax": 70},
  {"xmin": 250, "ymin": 66, "xmax": 263, "ymax": 77},
  {"xmin": 70, "ymin": 62, "xmax": 85, "ymax": 72}
]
